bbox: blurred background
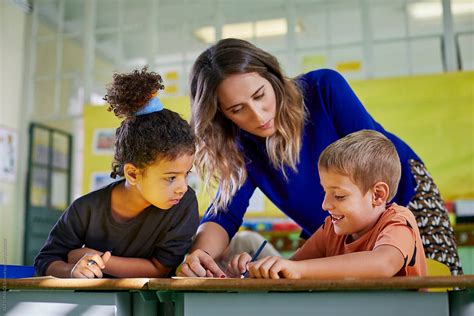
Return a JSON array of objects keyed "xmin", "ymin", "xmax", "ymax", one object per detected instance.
[{"xmin": 1, "ymin": 0, "xmax": 473, "ymax": 270}]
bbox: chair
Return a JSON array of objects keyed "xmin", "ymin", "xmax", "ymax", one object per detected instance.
[
  {"xmin": 426, "ymin": 258, "xmax": 452, "ymax": 292},
  {"xmin": 1, "ymin": 265, "xmax": 35, "ymax": 278}
]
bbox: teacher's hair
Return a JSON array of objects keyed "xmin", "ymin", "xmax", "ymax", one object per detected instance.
[{"xmin": 189, "ymin": 38, "xmax": 305, "ymax": 213}]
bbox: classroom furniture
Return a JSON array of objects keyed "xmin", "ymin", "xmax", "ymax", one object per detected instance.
[
  {"xmin": 5, "ymin": 276, "xmax": 474, "ymax": 316},
  {"xmin": 24, "ymin": 123, "xmax": 73, "ymax": 266},
  {"xmin": 1, "ymin": 265, "xmax": 35, "ymax": 278}
]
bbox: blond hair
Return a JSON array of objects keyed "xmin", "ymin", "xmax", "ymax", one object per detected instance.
[
  {"xmin": 190, "ymin": 38, "xmax": 306, "ymax": 213},
  {"xmin": 318, "ymin": 130, "xmax": 401, "ymax": 200}
]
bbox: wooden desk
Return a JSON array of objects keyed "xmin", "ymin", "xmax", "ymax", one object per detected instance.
[{"xmin": 5, "ymin": 276, "xmax": 474, "ymax": 316}]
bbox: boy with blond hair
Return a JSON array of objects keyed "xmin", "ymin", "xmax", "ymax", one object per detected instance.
[{"xmin": 227, "ymin": 130, "xmax": 427, "ymax": 279}]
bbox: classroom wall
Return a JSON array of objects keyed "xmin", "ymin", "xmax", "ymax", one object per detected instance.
[
  {"xmin": 82, "ymin": 71, "xmax": 474, "ymax": 217},
  {"xmin": 0, "ymin": 1, "xmax": 27, "ymax": 264}
]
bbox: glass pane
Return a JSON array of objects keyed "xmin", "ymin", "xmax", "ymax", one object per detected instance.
[
  {"xmin": 453, "ymin": 0, "xmax": 474, "ymax": 32},
  {"xmin": 458, "ymin": 33, "xmax": 474, "ymax": 70},
  {"xmin": 52, "ymin": 133, "xmax": 69, "ymax": 169},
  {"xmin": 93, "ymin": 70, "xmax": 113, "ymax": 103},
  {"xmin": 95, "ymin": 0, "xmax": 119, "ymax": 30},
  {"xmin": 62, "ymin": 35, "xmax": 84, "ymax": 74},
  {"xmin": 37, "ymin": 0, "xmax": 60, "ymax": 38},
  {"xmin": 34, "ymin": 79, "xmax": 56, "ymax": 116},
  {"xmin": 410, "ymin": 37, "xmax": 443, "ymax": 74},
  {"xmin": 122, "ymin": 31, "xmax": 149, "ymax": 66},
  {"xmin": 331, "ymin": 46, "xmax": 365, "ymax": 80},
  {"xmin": 51, "ymin": 171, "xmax": 68, "ymax": 209},
  {"xmin": 407, "ymin": 0, "xmax": 443, "ymax": 36},
  {"xmin": 329, "ymin": 6, "xmax": 362, "ymax": 44},
  {"xmin": 295, "ymin": 9, "xmax": 328, "ymax": 49},
  {"xmin": 36, "ymin": 39, "xmax": 57, "ymax": 77},
  {"xmin": 32, "ymin": 128, "xmax": 50, "ymax": 165},
  {"xmin": 95, "ymin": 32, "xmax": 120, "ymax": 70},
  {"xmin": 371, "ymin": 2, "xmax": 407, "ymax": 40},
  {"xmin": 64, "ymin": 0, "xmax": 84, "ymax": 35},
  {"xmin": 373, "ymin": 41, "xmax": 409, "ymax": 78},
  {"xmin": 298, "ymin": 50, "xmax": 328, "ymax": 74},
  {"xmin": 30, "ymin": 167, "xmax": 48, "ymax": 207},
  {"xmin": 60, "ymin": 76, "xmax": 79, "ymax": 115},
  {"xmin": 123, "ymin": 0, "xmax": 149, "ymax": 29}
]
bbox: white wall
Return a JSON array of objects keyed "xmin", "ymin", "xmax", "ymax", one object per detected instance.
[{"xmin": 0, "ymin": 1, "xmax": 27, "ymax": 265}]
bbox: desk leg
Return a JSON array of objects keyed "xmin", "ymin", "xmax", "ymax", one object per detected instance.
[{"xmin": 449, "ymin": 289, "xmax": 474, "ymax": 316}]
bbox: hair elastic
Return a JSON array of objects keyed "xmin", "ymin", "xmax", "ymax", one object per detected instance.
[{"xmin": 135, "ymin": 95, "xmax": 164, "ymax": 116}]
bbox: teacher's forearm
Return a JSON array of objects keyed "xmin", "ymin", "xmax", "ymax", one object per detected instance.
[{"xmin": 191, "ymin": 222, "xmax": 229, "ymax": 258}]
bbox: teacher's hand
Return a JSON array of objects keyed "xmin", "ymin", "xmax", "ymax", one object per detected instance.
[{"xmin": 178, "ymin": 249, "xmax": 226, "ymax": 278}]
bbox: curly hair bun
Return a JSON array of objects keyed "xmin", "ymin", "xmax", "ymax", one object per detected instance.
[{"xmin": 103, "ymin": 67, "xmax": 165, "ymax": 118}]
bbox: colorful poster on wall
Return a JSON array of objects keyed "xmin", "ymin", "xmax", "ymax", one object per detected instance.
[
  {"xmin": 92, "ymin": 128, "xmax": 115, "ymax": 155},
  {"xmin": 91, "ymin": 172, "xmax": 117, "ymax": 191},
  {"xmin": 0, "ymin": 127, "xmax": 18, "ymax": 183}
]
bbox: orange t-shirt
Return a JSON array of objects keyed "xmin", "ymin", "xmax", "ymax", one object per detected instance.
[{"xmin": 292, "ymin": 204, "xmax": 427, "ymax": 276}]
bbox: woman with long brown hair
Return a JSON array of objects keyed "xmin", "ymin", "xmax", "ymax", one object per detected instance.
[{"xmin": 180, "ymin": 38, "xmax": 462, "ymax": 278}]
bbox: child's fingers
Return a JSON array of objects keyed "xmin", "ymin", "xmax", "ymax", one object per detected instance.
[
  {"xmin": 88, "ymin": 253, "xmax": 106, "ymax": 269},
  {"xmin": 249, "ymin": 256, "xmax": 272, "ymax": 278},
  {"xmin": 228, "ymin": 254, "xmax": 241, "ymax": 275},
  {"xmin": 225, "ymin": 258, "xmax": 242, "ymax": 278},
  {"xmin": 101, "ymin": 251, "xmax": 112, "ymax": 264},
  {"xmin": 258, "ymin": 256, "xmax": 278, "ymax": 279},
  {"xmin": 237, "ymin": 253, "xmax": 252, "ymax": 274},
  {"xmin": 268, "ymin": 260, "xmax": 283, "ymax": 279},
  {"xmin": 72, "ymin": 263, "xmax": 97, "ymax": 279},
  {"xmin": 79, "ymin": 256, "xmax": 103, "ymax": 278}
]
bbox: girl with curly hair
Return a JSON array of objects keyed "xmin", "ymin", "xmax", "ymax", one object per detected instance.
[{"xmin": 35, "ymin": 68, "xmax": 199, "ymax": 278}]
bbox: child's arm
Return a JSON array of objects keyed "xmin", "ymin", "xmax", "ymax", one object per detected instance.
[
  {"xmin": 47, "ymin": 252, "xmax": 111, "ymax": 278},
  {"xmin": 34, "ymin": 203, "xmax": 87, "ymax": 276},
  {"xmin": 248, "ymin": 245, "xmax": 404, "ymax": 279},
  {"xmin": 68, "ymin": 247, "xmax": 171, "ymax": 277},
  {"xmin": 102, "ymin": 256, "xmax": 171, "ymax": 278}
]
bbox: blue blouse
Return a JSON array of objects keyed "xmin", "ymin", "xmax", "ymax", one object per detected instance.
[{"xmin": 201, "ymin": 69, "xmax": 420, "ymax": 239}]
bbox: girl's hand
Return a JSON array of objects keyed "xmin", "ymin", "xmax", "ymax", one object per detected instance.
[
  {"xmin": 70, "ymin": 251, "xmax": 112, "ymax": 278},
  {"xmin": 226, "ymin": 252, "xmax": 252, "ymax": 278},
  {"xmin": 68, "ymin": 247, "xmax": 102, "ymax": 264},
  {"xmin": 248, "ymin": 256, "xmax": 301, "ymax": 279},
  {"xmin": 178, "ymin": 249, "xmax": 226, "ymax": 278}
]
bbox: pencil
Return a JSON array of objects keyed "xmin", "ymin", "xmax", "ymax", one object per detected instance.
[{"xmin": 242, "ymin": 240, "xmax": 268, "ymax": 278}]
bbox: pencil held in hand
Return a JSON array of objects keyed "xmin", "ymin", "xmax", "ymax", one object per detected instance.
[{"xmin": 242, "ymin": 240, "xmax": 268, "ymax": 278}]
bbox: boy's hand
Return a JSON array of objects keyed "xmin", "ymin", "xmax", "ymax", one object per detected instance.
[
  {"xmin": 248, "ymin": 256, "xmax": 301, "ymax": 279},
  {"xmin": 226, "ymin": 252, "xmax": 252, "ymax": 278},
  {"xmin": 70, "ymin": 251, "xmax": 112, "ymax": 278},
  {"xmin": 68, "ymin": 247, "xmax": 102, "ymax": 264}
]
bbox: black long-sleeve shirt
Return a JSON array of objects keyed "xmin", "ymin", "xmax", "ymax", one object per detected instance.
[{"xmin": 34, "ymin": 180, "xmax": 199, "ymax": 276}]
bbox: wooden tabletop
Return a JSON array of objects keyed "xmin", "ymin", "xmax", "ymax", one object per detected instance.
[{"xmin": 6, "ymin": 275, "xmax": 474, "ymax": 292}]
